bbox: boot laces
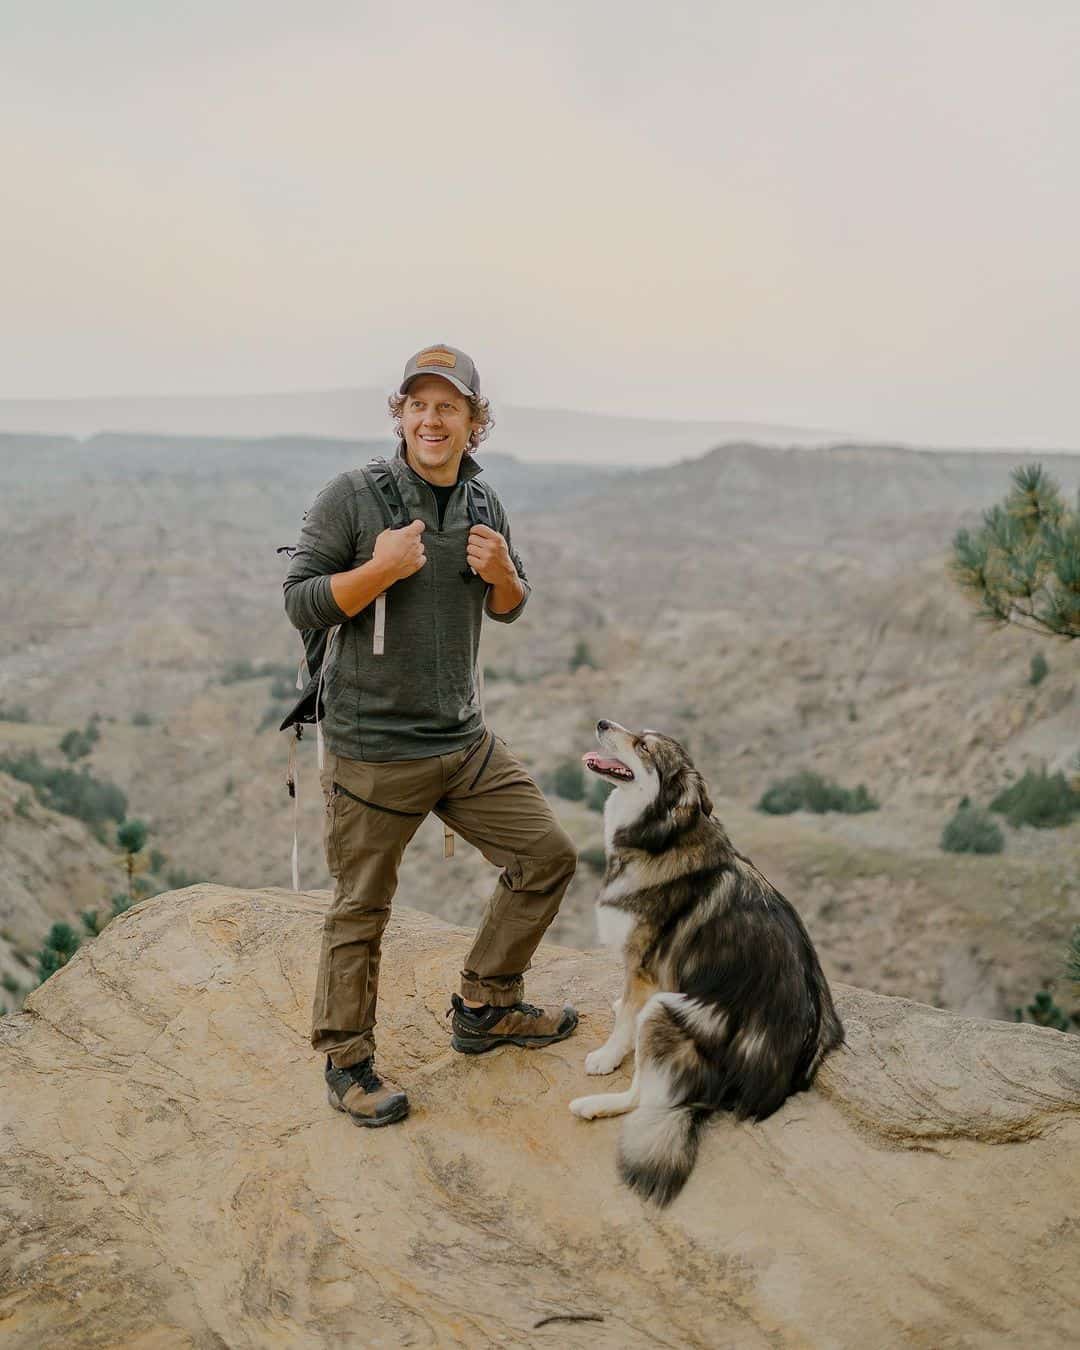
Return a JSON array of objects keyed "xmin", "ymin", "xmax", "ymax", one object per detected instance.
[{"xmin": 349, "ymin": 1058, "xmax": 383, "ymax": 1093}]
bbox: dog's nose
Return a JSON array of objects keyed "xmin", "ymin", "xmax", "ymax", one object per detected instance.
[{"xmin": 597, "ymin": 719, "xmax": 610, "ymax": 733}]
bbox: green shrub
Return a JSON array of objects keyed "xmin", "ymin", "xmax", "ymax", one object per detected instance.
[
  {"xmin": 552, "ymin": 759, "xmax": 586, "ymax": 801},
  {"xmin": 0, "ymin": 752, "xmax": 127, "ymax": 828},
  {"xmin": 37, "ymin": 922, "xmax": 80, "ymax": 983},
  {"xmin": 1, "ymin": 973, "xmax": 20, "ymax": 995},
  {"xmin": 165, "ymin": 868, "xmax": 204, "ymax": 890},
  {"xmin": 14, "ymin": 793, "xmax": 32, "ymax": 818},
  {"xmin": 81, "ymin": 910, "xmax": 102, "ymax": 937},
  {"xmin": 1029, "ymin": 651, "xmax": 1049, "ymax": 686},
  {"xmin": 578, "ymin": 845, "xmax": 607, "ymax": 872},
  {"xmin": 757, "ymin": 771, "xmax": 879, "ymax": 815},
  {"xmin": 941, "ymin": 805, "xmax": 1005, "ymax": 855},
  {"xmin": 1014, "ymin": 988, "xmax": 1074, "ymax": 1032},
  {"xmin": 59, "ymin": 719, "xmax": 100, "ymax": 762},
  {"xmin": 221, "ymin": 659, "xmax": 258, "ymax": 684},
  {"xmin": 149, "ymin": 848, "xmax": 167, "ymax": 874},
  {"xmin": 59, "ymin": 729, "xmax": 91, "ymax": 761},
  {"xmin": 131, "ymin": 710, "xmax": 153, "ymax": 726},
  {"xmin": 757, "ymin": 777, "xmax": 806, "ymax": 815},
  {"xmin": 989, "ymin": 768, "xmax": 1080, "ymax": 829},
  {"xmin": 0, "ymin": 703, "xmax": 30, "ymax": 723},
  {"xmin": 117, "ymin": 819, "xmax": 148, "ymax": 855},
  {"xmin": 569, "ymin": 639, "xmax": 596, "ymax": 672}
]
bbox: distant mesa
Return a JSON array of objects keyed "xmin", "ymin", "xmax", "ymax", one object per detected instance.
[{"xmin": 0, "ymin": 387, "xmax": 849, "ymax": 467}]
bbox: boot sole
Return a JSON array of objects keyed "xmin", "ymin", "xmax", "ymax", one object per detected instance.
[
  {"xmin": 450, "ymin": 1011, "xmax": 579, "ymax": 1055},
  {"xmin": 326, "ymin": 1085, "xmax": 410, "ymax": 1127}
]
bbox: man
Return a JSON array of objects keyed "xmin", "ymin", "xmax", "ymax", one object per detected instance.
[{"xmin": 283, "ymin": 344, "xmax": 579, "ymax": 1127}]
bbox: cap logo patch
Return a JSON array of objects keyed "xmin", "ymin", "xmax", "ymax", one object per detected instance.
[{"xmin": 417, "ymin": 347, "xmax": 457, "ymax": 369}]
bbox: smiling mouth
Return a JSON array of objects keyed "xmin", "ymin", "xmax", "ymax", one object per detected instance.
[
  {"xmin": 419, "ymin": 434, "xmax": 448, "ymax": 444},
  {"xmin": 583, "ymin": 752, "xmax": 634, "ymax": 782}
]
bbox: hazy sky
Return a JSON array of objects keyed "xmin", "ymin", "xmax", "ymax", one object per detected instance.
[{"xmin": 4, "ymin": 2, "xmax": 1079, "ymax": 446}]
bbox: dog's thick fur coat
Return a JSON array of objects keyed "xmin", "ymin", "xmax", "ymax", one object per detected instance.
[{"xmin": 570, "ymin": 722, "xmax": 844, "ymax": 1206}]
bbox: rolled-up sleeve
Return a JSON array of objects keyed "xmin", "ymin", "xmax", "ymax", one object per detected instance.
[
  {"xmin": 484, "ymin": 501, "xmax": 531, "ymax": 624},
  {"xmin": 283, "ymin": 475, "xmax": 354, "ymax": 631}
]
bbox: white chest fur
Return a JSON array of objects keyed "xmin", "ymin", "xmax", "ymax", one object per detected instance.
[{"xmin": 595, "ymin": 903, "xmax": 636, "ymax": 951}]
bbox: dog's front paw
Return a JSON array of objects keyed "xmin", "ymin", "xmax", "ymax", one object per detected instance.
[
  {"xmin": 585, "ymin": 1045, "xmax": 624, "ymax": 1076},
  {"xmin": 569, "ymin": 1095, "xmax": 600, "ymax": 1119}
]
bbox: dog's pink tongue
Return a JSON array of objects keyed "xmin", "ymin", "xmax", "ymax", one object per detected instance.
[{"xmin": 583, "ymin": 752, "xmax": 625, "ymax": 773}]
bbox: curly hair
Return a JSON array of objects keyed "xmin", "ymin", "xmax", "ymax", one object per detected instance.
[{"xmin": 387, "ymin": 387, "xmax": 494, "ymax": 452}]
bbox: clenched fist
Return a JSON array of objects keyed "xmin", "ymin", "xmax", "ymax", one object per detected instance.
[
  {"xmin": 373, "ymin": 518, "xmax": 426, "ymax": 583},
  {"xmin": 466, "ymin": 524, "xmax": 514, "ymax": 584}
]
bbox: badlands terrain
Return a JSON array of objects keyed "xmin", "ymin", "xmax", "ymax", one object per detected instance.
[{"xmin": 0, "ymin": 427, "xmax": 1078, "ymax": 1023}]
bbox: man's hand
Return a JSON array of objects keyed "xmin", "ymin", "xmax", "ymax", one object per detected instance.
[
  {"xmin": 373, "ymin": 519, "xmax": 426, "ymax": 583},
  {"xmin": 466, "ymin": 524, "xmax": 515, "ymax": 585}
]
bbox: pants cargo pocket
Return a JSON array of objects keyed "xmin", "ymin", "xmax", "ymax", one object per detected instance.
[{"xmin": 324, "ymin": 782, "xmax": 351, "ymax": 880}]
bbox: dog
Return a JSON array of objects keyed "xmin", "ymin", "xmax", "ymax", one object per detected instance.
[{"xmin": 569, "ymin": 720, "xmax": 844, "ymax": 1206}]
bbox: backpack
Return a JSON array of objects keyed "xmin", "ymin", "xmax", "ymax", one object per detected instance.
[
  {"xmin": 277, "ymin": 457, "xmax": 498, "ymax": 733},
  {"xmin": 276, "ymin": 457, "xmax": 499, "ymax": 887}
]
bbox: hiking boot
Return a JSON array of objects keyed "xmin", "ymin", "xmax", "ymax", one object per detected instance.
[
  {"xmin": 324, "ymin": 1056, "xmax": 410, "ymax": 1127},
  {"xmin": 448, "ymin": 993, "xmax": 579, "ymax": 1054}
]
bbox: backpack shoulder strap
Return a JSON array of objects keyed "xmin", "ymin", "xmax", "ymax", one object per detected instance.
[
  {"xmin": 361, "ymin": 457, "xmax": 411, "ymax": 530},
  {"xmin": 464, "ymin": 477, "xmax": 499, "ymax": 532}
]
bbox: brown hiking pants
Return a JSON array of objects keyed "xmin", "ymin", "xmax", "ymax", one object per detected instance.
[{"xmin": 312, "ymin": 730, "xmax": 578, "ymax": 1067}]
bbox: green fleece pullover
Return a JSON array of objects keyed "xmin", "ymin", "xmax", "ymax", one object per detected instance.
[{"xmin": 282, "ymin": 447, "xmax": 529, "ymax": 762}]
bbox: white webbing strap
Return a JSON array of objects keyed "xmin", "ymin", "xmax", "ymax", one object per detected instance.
[
  {"xmin": 287, "ymin": 652, "xmax": 306, "ymax": 891},
  {"xmin": 373, "ymin": 593, "xmax": 386, "ymax": 656},
  {"xmin": 287, "ymin": 624, "xmax": 340, "ymax": 891},
  {"xmin": 287, "ymin": 729, "xmax": 300, "ymax": 892}
]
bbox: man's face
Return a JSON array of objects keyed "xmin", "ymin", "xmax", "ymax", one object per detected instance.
[{"xmin": 400, "ymin": 375, "xmax": 475, "ymax": 481}]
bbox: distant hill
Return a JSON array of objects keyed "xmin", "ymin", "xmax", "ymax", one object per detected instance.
[
  {"xmin": 2, "ymin": 433, "xmax": 1078, "ymax": 1024},
  {"xmin": 0, "ymin": 388, "xmax": 848, "ymax": 466}
]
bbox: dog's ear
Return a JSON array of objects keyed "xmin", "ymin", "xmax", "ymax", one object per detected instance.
[
  {"xmin": 628, "ymin": 767, "xmax": 712, "ymax": 854},
  {"xmin": 673, "ymin": 767, "xmax": 713, "ymax": 827}
]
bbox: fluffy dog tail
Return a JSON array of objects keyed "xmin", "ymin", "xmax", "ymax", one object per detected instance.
[{"xmin": 617, "ymin": 1103, "xmax": 710, "ymax": 1208}]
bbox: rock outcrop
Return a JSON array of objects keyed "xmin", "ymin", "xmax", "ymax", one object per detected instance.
[{"xmin": 2, "ymin": 886, "xmax": 1079, "ymax": 1348}]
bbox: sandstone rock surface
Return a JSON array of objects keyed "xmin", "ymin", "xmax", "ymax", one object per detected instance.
[{"xmin": 2, "ymin": 886, "xmax": 1079, "ymax": 1348}]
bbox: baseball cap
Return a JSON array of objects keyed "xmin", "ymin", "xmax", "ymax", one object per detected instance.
[{"xmin": 398, "ymin": 344, "xmax": 480, "ymax": 399}]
